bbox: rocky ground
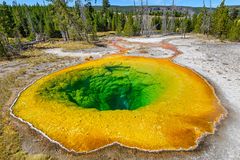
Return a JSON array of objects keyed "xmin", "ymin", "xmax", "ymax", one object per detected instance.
[{"xmin": 0, "ymin": 34, "xmax": 239, "ymax": 159}]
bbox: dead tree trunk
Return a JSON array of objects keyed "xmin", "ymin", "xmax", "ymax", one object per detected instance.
[
  {"xmin": 170, "ymin": 0, "xmax": 175, "ymax": 33},
  {"xmin": 162, "ymin": 8, "xmax": 167, "ymax": 34},
  {"xmin": 207, "ymin": 0, "xmax": 212, "ymax": 37},
  {"xmin": 133, "ymin": 0, "xmax": 136, "ymax": 13},
  {"xmin": 78, "ymin": 0, "xmax": 90, "ymax": 42},
  {"xmin": 0, "ymin": 32, "xmax": 18, "ymax": 57},
  {"xmin": 181, "ymin": 17, "xmax": 186, "ymax": 38},
  {"xmin": 54, "ymin": 0, "xmax": 70, "ymax": 41},
  {"xmin": 201, "ymin": 0, "xmax": 210, "ymax": 36},
  {"xmin": 140, "ymin": 0, "xmax": 144, "ymax": 35},
  {"xmin": 26, "ymin": 6, "xmax": 45, "ymax": 41},
  {"xmin": 0, "ymin": 35, "xmax": 7, "ymax": 57},
  {"xmin": 145, "ymin": 0, "xmax": 150, "ymax": 37}
]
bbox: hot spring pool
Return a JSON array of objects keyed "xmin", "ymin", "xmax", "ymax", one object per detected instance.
[{"xmin": 12, "ymin": 55, "xmax": 226, "ymax": 153}]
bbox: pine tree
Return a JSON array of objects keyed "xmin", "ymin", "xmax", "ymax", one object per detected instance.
[
  {"xmin": 44, "ymin": 6, "xmax": 56, "ymax": 38},
  {"xmin": 0, "ymin": 1, "xmax": 15, "ymax": 37},
  {"xmin": 111, "ymin": 13, "xmax": 116, "ymax": 31},
  {"xmin": 230, "ymin": 8, "xmax": 239, "ymax": 20},
  {"xmin": 174, "ymin": 18, "xmax": 181, "ymax": 32},
  {"xmin": 212, "ymin": 0, "xmax": 231, "ymax": 39},
  {"xmin": 102, "ymin": 0, "xmax": 110, "ymax": 13},
  {"xmin": 123, "ymin": 14, "xmax": 134, "ymax": 36},
  {"xmin": 194, "ymin": 13, "xmax": 203, "ymax": 33},
  {"xmin": 27, "ymin": 4, "xmax": 46, "ymax": 41},
  {"xmin": 0, "ymin": 37, "xmax": 7, "ymax": 57},
  {"xmin": 228, "ymin": 19, "xmax": 240, "ymax": 41},
  {"xmin": 93, "ymin": 17, "xmax": 98, "ymax": 35},
  {"xmin": 85, "ymin": 2, "xmax": 97, "ymax": 40},
  {"xmin": 94, "ymin": 12, "xmax": 101, "ymax": 31},
  {"xmin": 192, "ymin": 14, "xmax": 198, "ymax": 31},
  {"xmin": 185, "ymin": 17, "xmax": 193, "ymax": 33},
  {"xmin": 200, "ymin": 4, "xmax": 209, "ymax": 35},
  {"xmin": 133, "ymin": 17, "xmax": 141, "ymax": 36},
  {"xmin": 51, "ymin": 0, "xmax": 70, "ymax": 41},
  {"xmin": 116, "ymin": 13, "xmax": 123, "ymax": 35},
  {"xmin": 151, "ymin": 16, "xmax": 162, "ymax": 30},
  {"xmin": 12, "ymin": 4, "xmax": 30, "ymax": 37}
]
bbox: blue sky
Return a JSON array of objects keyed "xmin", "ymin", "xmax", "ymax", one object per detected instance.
[{"xmin": 1, "ymin": 0, "xmax": 240, "ymax": 7}]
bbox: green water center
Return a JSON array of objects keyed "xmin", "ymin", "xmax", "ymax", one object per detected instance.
[{"xmin": 38, "ymin": 65, "xmax": 166, "ymax": 111}]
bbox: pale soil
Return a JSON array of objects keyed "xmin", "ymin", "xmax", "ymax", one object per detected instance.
[
  {"xmin": 44, "ymin": 45, "xmax": 118, "ymax": 59},
  {"xmin": 1, "ymin": 35, "xmax": 240, "ymax": 159}
]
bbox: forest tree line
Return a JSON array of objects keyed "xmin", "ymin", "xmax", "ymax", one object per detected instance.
[
  {"xmin": 151, "ymin": 1, "xmax": 239, "ymax": 40},
  {"xmin": 0, "ymin": 0, "xmax": 239, "ymax": 57}
]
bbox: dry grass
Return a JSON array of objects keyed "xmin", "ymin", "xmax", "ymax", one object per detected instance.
[
  {"xmin": 8, "ymin": 38, "xmax": 29, "ymax": 44},
  {"xmin": 0, "ymin": 72, "xmax": 22, "ymax": 106},
  {"xmin": 23, "ymin": 49, "xmax": 60, "ymax": 66},
  {"xmin": 189, "ymin": 33, "xmax": 228, "ymax": 43},
  {"xmin": 97, "ymin": 31, "xmax": 116, "ymax": 37},
  {"xmin": 0, "ymin": 72, "xmax": 27, "ymax": 160},
  {"xmin": 0, "ymin": 68, "xmax": 32, "ymax": 159},
  {"xmin": 0, "ymin": 48, "xmax": 63, "ymax": 160},
  {"xmin": 35, "ymin": 41, "xmax": 95, "ymax": 52}
]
